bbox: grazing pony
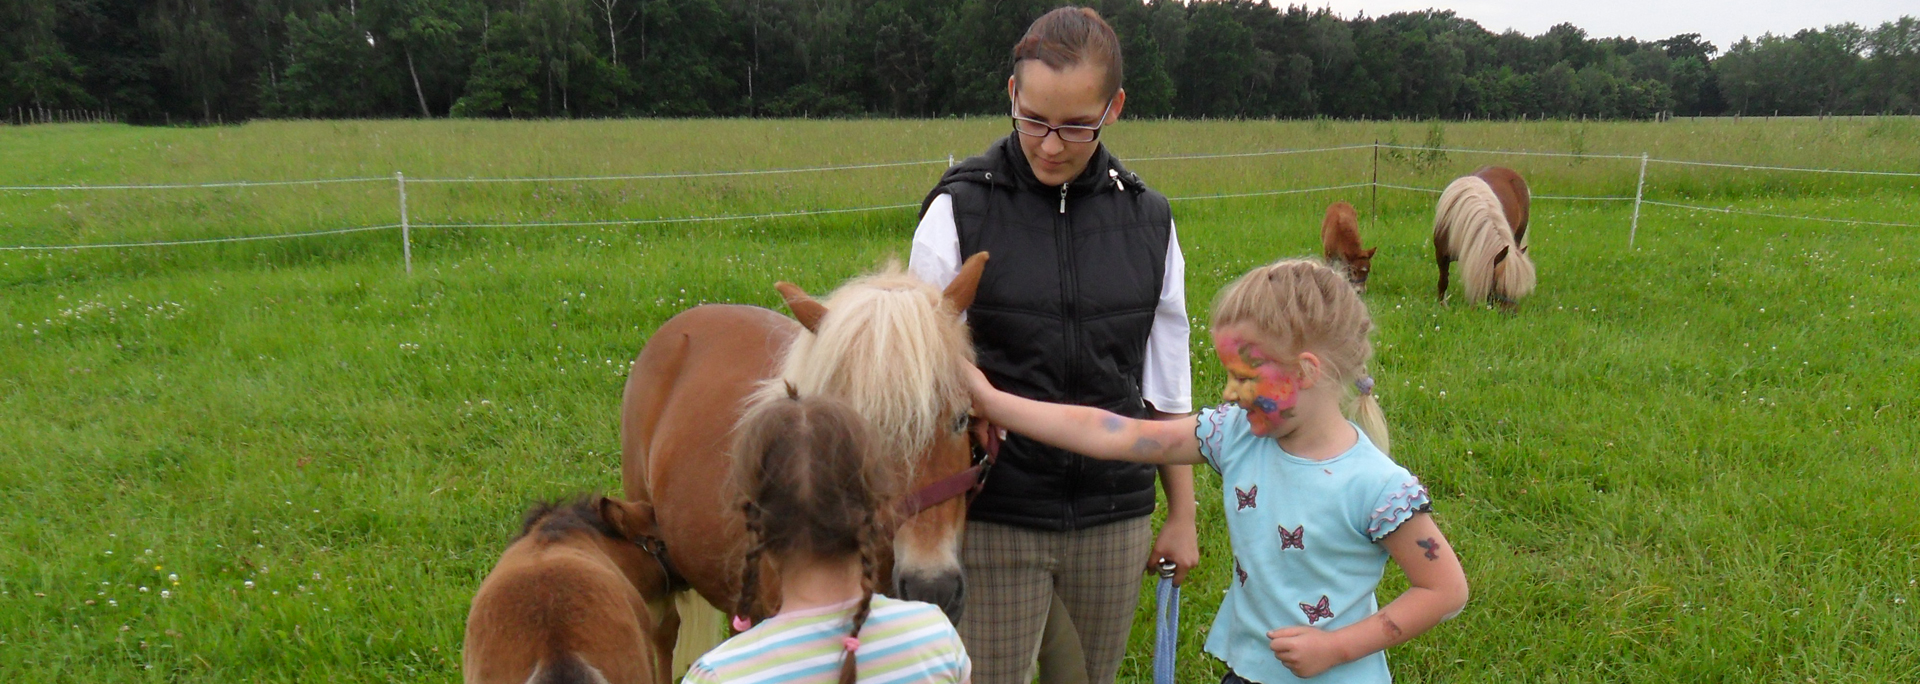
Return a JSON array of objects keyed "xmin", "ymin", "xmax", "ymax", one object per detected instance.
[
  {"xmin": 464, "ymin": 496, "xmax": 666, "ymax": 684},
  {"xmin": 1473, "ymin": 166, "xmax": 1532, "ymax": 247},
  {"xmin": 1433, "ymin": 176, "xmax": 1536, "ymax": 311},
  {"xmin": 620, "ymin": 256, "xmax": 988, "ymax": 674},
  {"xmin": 1321, "ymin": 201, "xmax": 1376, "ymax": 292}
]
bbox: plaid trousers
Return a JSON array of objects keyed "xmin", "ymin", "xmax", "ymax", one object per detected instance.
[{"xmin": 957, "ymin": 517, "xmax": 1154, "ymax": 684}]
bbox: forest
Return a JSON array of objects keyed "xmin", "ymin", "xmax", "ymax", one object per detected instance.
[{"xmin": 4, "ymin": 0, "xmax": 1918, "ymax": 124}]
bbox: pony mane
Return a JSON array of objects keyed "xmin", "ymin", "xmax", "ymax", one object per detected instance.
[
  {"xmin": 1435, "ymin": 176, "xmax": 1536, "ymax": 303},
  {"xmin": 516, "ymin": 495, "xmax": 620, "ymax": 543},
  {"xmin": 751, "ymin": 267, "xmax": 974, "ymax": 475}
]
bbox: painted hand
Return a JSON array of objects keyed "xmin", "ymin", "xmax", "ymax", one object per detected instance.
[
  {"xmin": 1148, "ymin": 516, "xmax": 1200, "ymax": 586},
  {"xmin": 1266, "ymin": 625, "xmax": 1348, "ymax": 679}
]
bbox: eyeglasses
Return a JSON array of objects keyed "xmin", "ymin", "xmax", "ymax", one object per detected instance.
[{"xmin": 1010, "ymin": 94, "xmax": 1115, "ymax": 144}]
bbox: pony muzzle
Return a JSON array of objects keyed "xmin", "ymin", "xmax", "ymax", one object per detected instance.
[{"xmin": 893, "ymin": 568, "xmax": 967, "ymax": 622}]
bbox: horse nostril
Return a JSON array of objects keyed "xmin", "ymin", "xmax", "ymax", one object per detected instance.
[{"xmin": 894, "ymin": 571, "xmax": 967, "ymax": 622}]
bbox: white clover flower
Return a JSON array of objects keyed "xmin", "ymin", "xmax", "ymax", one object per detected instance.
[
  {"xmin": 168, "ymin": 574, "xmax": 178, "ymax": 583},
  {"xmin": 160, "ymin": 590, "xmax": 171, "ymax": 599},
  {"xmin": 139, "ymin": 586, "xmax": 148, "ymax": 592},
  {"xmin": 244, "ymin": 581, "xmax": 255, "ymax": 589}
]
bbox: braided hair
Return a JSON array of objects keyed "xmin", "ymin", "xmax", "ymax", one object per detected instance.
[{"xmin": 729, "ymin": 391, "xmax": 903, "ymax": 684}]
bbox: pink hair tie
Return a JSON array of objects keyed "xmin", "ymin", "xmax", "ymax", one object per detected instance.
[
  {"xmin": 841, "ymin": 636, "xmax": 861, "ymax": 652},
  {"xmin": 731, "ymin": 615, "xmax": 752, "ymax": 632}
]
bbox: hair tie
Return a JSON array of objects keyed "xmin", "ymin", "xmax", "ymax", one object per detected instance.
[
  {"xmin": 1355, "ymin": 376, "xmax": 1375, "ymax": 396},
  {"xmin": 731, "ymin": 615, "xmax": 752, "ymax": 632},
  {"xmin": 841, "ymin": 636, "xmax": 861, "ymax": 652}
]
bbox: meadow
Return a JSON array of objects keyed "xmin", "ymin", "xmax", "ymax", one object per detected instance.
[{"xmin": 2, "ymin": 116, "xmax": 1918, "ymax": 683}]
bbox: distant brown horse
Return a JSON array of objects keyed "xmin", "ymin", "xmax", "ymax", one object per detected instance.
[
  {"xmin": 620, "ymin": 256, "xmax": 988, "ymax": 672},
  {"xmin": 1473, "ymin": 166, "xmax": 1531, "ymax": 247},
  {"xmin": 1434, "ymin": 176, "xmax": 1537, "ymax": 311},
  {"xmin": 1320, "ymin": 201, "xmax": 1376, "ymax": 292},
  {"xmin": 464, "ymin": 496, "xmax": 666, "ymax": 684}
]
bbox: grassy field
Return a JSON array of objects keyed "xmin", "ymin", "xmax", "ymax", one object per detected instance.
[{"xmin": 3, "ymin": 117, "xmax": 1918, "ymax": 683}]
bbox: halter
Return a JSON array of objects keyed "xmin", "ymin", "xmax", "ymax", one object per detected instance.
[{"xmin": 895, "ymin": 419, "xmax": 1000, "ymax": 518}]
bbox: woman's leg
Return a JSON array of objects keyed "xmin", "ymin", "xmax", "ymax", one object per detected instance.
[
  {"xmin": 1053, "ymin": 516, "xmax": 1155, "ymax": 684},
  {"xmin": 1036, "ymin": 592, "xmax": 1090, "ymax": 684},
  {"xmin": 957, "ymin": 521, "xmax": 1055, "ymax": 684}
]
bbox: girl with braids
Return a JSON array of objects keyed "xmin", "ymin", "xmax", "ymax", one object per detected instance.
[
  {"xmin": 966, "ymin": 259, "xmax": 1469, "ymax": 684},
  {"xmin": 683, "ymin": 393, "xmax": 970, "ymax": 684}
]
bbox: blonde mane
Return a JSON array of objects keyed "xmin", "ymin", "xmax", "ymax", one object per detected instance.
[
  {"xmin": 1435, "ymin": 176, "xmax": 1536, "ymax": 304},
  {"xmin": 750, "ymin": 268, "xmax": 974, "ymax": 471}
]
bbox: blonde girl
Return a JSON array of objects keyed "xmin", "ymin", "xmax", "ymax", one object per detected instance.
[{"xmin": 966, "ymin": 259, "xmax": 1468, "ymax": 684}]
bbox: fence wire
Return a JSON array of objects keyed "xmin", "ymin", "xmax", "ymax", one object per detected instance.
[{"xmin": 4, "ymin": 142, "xmax": 1917, "ymax": 252}]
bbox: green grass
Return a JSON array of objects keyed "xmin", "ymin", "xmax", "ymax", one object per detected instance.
[{"xmin": 2, "ymin": 118, "xmax": 1918, "ymax": 683}]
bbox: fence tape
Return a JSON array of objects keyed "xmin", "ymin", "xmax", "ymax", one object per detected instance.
[
  {"xmin": 0, "ymin": 224, "xmax": 400, "ymax": 251},
  {"xmin": 1375, "ymin": 143, "xmax": 1643, "ymax": 160},
  {"xmin": 1131, "ymin": 144, "xmax": 1376, "ymax": 162},
  {"xmin": 1378, "ymin": 182, "xmax": 1633, "ymax": 201},
  {"xmin": 411, "ymin": 204, "xmax": 923, "ymax": 230},
  {"xmin": 406, "ymin": 159, "xmax": 948, "ymax": 184},
  {"xmin": 0, "ymin": 176, "xmax": 389, "ymax": 192},
  {"xmin": 1646, "ymin": 158, "xmax": 1920, "ymax": 178},
  {"xmin": 1168, "ymin": 182, "xmax": 1374, "ymax": 201},
  {"xmin": 1641, "ymin": 200, "xmax": 1920, "ymax": 228}
]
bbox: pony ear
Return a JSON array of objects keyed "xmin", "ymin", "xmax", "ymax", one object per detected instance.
[
  {"xmin": 599, "ymin": 496, "xmax": 656, "ymax": 540},
  {"xmin": 1493, "ymin": 245, "xmax": 1511, "ymax": 266},
  {"xmin": 1364, "ymin": 247, "xmax": 1378, "ymax": 258},
  {"xmin": 774, "ymin": 281, "xmax": 828, "ymax": 333},
  {"xmin": 1520, "ymin": 244, "xmax": 1530, "ymax": 255},
  {"xmin": 943, "ymin": 252, "xmax": 990, "ymax": 313}
]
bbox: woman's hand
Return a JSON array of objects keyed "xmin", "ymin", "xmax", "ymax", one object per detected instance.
[
  {"xmin": 1266, "ymin": 625, "xmax": 1348, "ymax": 679},
  {"xmin": 1147, "ymin": 515, "xmax": 1200, "ymax": 585}
]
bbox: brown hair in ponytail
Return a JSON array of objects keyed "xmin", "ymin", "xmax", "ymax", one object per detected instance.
[
  {"xmin": 1012, "ymin": 6, "xmax": 1124, "ymax": 97},
  {"xmin": 728, "ymin": 392, "xmax": 902, "ymax": 683}
]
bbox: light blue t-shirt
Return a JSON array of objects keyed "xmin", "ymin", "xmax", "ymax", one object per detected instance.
[{"xmin": 1196, "ymin": 404, "xmax": 1432, "ymax": 684}]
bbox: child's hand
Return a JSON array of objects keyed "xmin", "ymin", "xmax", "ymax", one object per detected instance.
[
  {"xmin": 1267, "ymin": 626, "xmax": 1348, "ymax": 679},
  {"xmin": 961, "ymin": 364, "xmax": 995, "ymax": 404}
]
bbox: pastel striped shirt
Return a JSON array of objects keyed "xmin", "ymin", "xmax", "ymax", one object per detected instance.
[{"xmin": 684, "ymin": 595, "xmax": 970, "ymax": 684}]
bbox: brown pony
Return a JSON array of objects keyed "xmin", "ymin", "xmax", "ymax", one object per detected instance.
[
  {"xmin": 620, "ymin": 255, "xmax": 988, "ymax": 673},
  {"xmin": 464, "ymin": 496, "xmax": 666, "ymax": 684},
  {"xmin": 1473, "ymin": 166, "xmax": 1531, "ymax": 247},
  {"xmin": 1433, "ymin": 176, "xmax": 1537, "ymax": 311},
  {"xmin": 1320, "ymin": 201, "xmax": 1376, "ymax": 292}
]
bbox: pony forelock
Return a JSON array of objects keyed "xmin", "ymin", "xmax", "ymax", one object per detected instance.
[
  {"xmin": 754, "ymin": 269, "xmax": 973, "ymax": 473},
  {"xmin": 1436, "ymin": 176, "xmax": 1536, "ymax": 303}
]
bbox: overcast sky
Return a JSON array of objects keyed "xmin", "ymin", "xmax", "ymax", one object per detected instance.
[{"xmin": 1311, "ymin": 1, "xmax": 1915, "ymax": 55}]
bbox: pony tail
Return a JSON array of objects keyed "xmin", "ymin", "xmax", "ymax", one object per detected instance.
[
  {"xmin": 1354, "ymin": 390, "xmax": 1391, "ymax": 455},
  {"xmin": 838, "ymin": 514, "xmax": 881, "ymax": 684},
  {"xmin": 733, "ymin": 505, "xmax": 768, "ymax": 629},
  {"xmin": 1343, "ymin": 371, "xmax": 1391, "ymax": 454}
]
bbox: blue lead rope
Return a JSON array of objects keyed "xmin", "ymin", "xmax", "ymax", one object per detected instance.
[{"xmin": 1153, "ymin": 561, "xmax": 1181, "ymax": 684}]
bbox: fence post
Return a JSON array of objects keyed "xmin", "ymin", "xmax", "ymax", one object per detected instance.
[
  {"xmin": 396, "ymin": 171, "xmax": 412, "ymax": 275},
  {"xmin": 947, "ymin": 153, "xmax": 955, "ymax": 167},
  {"xmin": 1369, "ymin": 139, "xmax": 1379, "ymax": 234},
  {"xmin": 1629, "ymin": 153, "xmax": 1648, "ymax": 249}
]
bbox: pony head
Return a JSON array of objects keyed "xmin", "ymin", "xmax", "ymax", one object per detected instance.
[
  {"xmin": 1344, "ymin": 247, "xmax": 1378, "ymax": 293},
  {"xmin": 759, "ymin": 253, "xmax": 987, "ymax": 620}
]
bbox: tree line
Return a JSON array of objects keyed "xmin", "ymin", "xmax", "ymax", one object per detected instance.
[{"xmin": 4, "ymin": 0, "xmax": 1917, "ymax": 124}]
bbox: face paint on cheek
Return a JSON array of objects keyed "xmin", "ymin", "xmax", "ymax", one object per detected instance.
[{"xmin": 1244, "ymin": 367, "xmax": 1301, "ymax": 434}]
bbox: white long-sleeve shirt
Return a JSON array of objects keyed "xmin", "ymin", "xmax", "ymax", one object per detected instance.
[{"xmin": 909, "ymin": 193, "xmax": 1193, "ymax": 414}]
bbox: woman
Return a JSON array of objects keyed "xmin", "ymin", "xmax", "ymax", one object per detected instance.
[{"xmin": 909, "ymin": 7, "xmax": 1197, "ymax": 684}]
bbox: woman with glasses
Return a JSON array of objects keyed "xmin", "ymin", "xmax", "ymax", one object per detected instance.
[{"xmin": 908, "ymin": 7, "xmax": 1197, "ymax": 684}]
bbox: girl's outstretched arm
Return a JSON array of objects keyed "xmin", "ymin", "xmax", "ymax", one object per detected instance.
[
  {"xmin": 1266, "ymin": 513, "xmax": 1468, "ymax": 678},
  {"xmin": 966, "ymin": 365, "xmax": 1205, "ymax": 465}
]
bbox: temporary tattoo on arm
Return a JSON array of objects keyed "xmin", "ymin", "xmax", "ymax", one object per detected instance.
[
  {"xmin": 1131, "ymin": 437, "xmax": 1163, "ymax": 457},
  {"xmin": 1102, "ymin": 415, "xmax": 1125, "ymax": 433},
  {"xmin": 1416, "ymin": 538, "xmax": 1440, "ymax": 561},
  {"xmin": 1378, "ymin": 613, "xmax": 1405, "ymax": 640}
]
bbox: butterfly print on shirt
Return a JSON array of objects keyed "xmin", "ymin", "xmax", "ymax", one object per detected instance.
[
  {"xmin": 1300, "ymin": 595, "xmax": 1335, "ymax": 624},
  {"xmin": 1234, "ymin": 485, "xmax": 1258, "ymax": 511},
  {"xmin": 1278, "ymin": 525, "xmax": 1304, "ymax": 550},
  {"xmin": 1234, "ymin": 559, "xmax": 1248, "ymax": 586}
]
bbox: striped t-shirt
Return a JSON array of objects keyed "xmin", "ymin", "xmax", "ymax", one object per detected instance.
[{"xmin": 684, "ymin": 595, "xmax": 970, "ymax": 684}]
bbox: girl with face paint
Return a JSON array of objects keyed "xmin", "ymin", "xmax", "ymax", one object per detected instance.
[{"xmin": 966, "ymin": 259, "xmax": 1469, "ymax": 684}]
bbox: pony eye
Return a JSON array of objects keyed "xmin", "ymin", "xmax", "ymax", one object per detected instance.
[{"xmin": 951, "ymin": 413, "xmax": 970, "ymax": 434}]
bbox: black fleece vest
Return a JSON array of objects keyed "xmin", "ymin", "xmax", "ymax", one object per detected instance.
[{"xmin": 921, "ymin": 134, "xmax": 1172, "ymax": 531}]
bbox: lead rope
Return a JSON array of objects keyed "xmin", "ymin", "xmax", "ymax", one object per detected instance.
[{"xmin": 1152, "ymin": 560, "xmax": 1180, "ymax": 684}]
